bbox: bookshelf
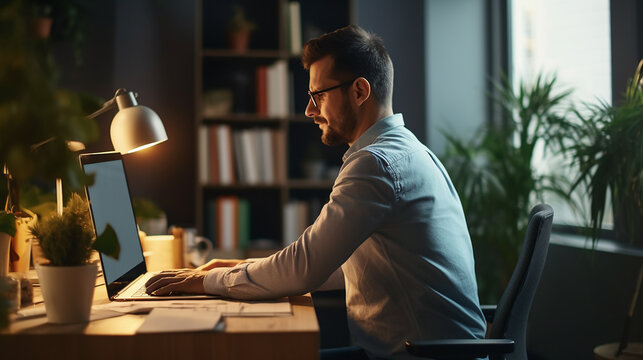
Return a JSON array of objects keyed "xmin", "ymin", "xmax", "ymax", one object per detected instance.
[{"xmin": 195, "ymin": 0, "xmax": 354, "ymax": 253}]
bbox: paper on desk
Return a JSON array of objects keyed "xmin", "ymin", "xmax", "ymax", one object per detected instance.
[
  {"xmin": 92, "ymin": 298, "xmax": 291, "ymax": 317},
  {"xmin": 15, "ymin": 298, "xmax": 291, "ymax": 324},
  {"xmin": 16, "ymin": 305, "xmax": 135, "ymax": 322},
  {"xmin": 136, "ymin": 308, "xmax": 222, "ymax": 333},
  {"xmin": 236, "ymin": 298, "xmax": 292, "ymax": 316},
  {"xmin": 92, "ymin": 299, "xmax": 242, "ymax": 315}
]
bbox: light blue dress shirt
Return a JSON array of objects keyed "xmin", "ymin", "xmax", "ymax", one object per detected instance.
[{"xmin": 204, "ymin": 114, "xmax": 486, "ymax": 358}]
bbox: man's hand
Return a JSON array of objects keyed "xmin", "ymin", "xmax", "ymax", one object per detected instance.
[
  {"xmin": 145, "ymin": 270, "xmax": 208, "ymax": 296},
  {"xmin": 196, "ymin": 258, "xmax": 246, "ymax": 271}
]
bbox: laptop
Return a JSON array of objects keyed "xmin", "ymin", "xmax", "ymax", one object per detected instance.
[{"xmin": 80, "ymin": 151, "xmax": 214, "ymax": 301}]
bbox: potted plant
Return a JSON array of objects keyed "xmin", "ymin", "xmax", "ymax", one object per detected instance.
[
  {"xmin": 29, "ymin": 193, "xmax": 118, "ymax": 323},
  {"xmin": 226, "ymin": 5, "xmax": 256, "ymax": 52},
  {"xmin": 564, "ymin": 60, "xmax": 643, "ymax": 246},
  {"xmin": 133, "ymin": 197, "xmax": 167, "ymax": 235},
  {"xmin": 442, "ymin": 73, "xmax": 574, "ymax": 302}
]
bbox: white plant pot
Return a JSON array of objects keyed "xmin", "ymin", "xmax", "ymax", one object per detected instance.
[{"xmin": 35, "ymin": 263, "xmax": 98, "ymax": 324}]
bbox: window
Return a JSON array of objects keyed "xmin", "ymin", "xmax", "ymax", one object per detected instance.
[{"xmin": 510, "ymin": 0, "xmax": 612, "ymax": 227}]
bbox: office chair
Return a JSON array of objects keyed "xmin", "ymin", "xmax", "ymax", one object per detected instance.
[{"xmin": 405, "ymin": 204, "xmax": 554, "ymax": 360}]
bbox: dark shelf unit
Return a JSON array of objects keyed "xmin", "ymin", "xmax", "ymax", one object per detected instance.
[{"xmin": 195, "ymin": 0, "xmax": 354, "ymax": 250}]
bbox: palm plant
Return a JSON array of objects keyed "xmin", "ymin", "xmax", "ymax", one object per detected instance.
[
  {"xmin": 566, "ymin": 60, "xmax": 643, "ymax": 245},
  {"xmin": 443, "ymin": 74, "xmax": 574, "ymax": 302}
]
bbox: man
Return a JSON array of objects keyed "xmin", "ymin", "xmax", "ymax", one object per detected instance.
[{"xmin": 146, "ymin": 25, "xmax": 486, "ymax": 359}]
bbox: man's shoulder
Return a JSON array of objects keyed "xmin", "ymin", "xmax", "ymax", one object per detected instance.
[{"xmin": 362, "ymin": 128, "xmax": 426, "ymax": 165}]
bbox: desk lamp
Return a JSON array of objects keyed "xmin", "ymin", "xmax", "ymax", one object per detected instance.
[
  {"xmin": 55, "ymin": 88, "xmax": 168, "ymax": 214},
  {"xmin": 88, "ymin": 88, "xmax": 168, "ymax": 154}
]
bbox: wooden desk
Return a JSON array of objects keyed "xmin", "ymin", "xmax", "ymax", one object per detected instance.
[{"xmin": 0, "ymin": 283, "xmax": 319, "ymax": 360}]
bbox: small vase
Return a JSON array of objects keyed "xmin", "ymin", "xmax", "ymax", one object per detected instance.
[
  {"xmin": 9, "ymin": 211, "xmax": 37, "ymax": 273},
  {"xmin": 227, "ymin": 30, "xmax": 251, "ymax": 52},
  {"xmin": 36, "ymin": 263, "xmax": 98, "ymax": 324},
  {"xmin": 32, "ymin": 17, "xmax": 53, "ymax": 39}
]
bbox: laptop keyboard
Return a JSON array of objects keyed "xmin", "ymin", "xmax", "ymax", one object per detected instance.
[{"xmin": 131, "ymin": 284, "xmax": 148, "ymax": 297}]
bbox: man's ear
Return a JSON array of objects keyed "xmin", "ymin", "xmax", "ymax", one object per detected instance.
[{"xmin": 353, "ymin": 77, "xmax": 371, "ymax": 106}]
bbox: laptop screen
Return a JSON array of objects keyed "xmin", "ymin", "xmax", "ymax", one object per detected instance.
[{"xmin": 81, "ymin": 152, "xmax": 146, "ymax": 286}]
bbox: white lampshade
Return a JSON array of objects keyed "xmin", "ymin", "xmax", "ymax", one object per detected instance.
[{"xmin": 110, "ymin": 91, "xmax": 168, "ymax": 154}]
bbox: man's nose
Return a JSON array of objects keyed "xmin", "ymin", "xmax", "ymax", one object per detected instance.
[{"xmin": 305, "ymin": 97, "xmax": 319, "ymax": 118}]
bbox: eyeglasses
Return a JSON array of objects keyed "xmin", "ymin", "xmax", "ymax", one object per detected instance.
[{"xmin": 307, "ymin": 79, "xmax": 356, "ymax": 108}]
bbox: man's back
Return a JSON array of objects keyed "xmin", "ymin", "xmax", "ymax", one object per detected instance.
[{"xmin": 335, "ymin": 114, "xmax": 486, "ymax": 357}]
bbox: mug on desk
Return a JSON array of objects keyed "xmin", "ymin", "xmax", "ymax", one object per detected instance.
[
  {"xmin": 142, "ymin": 235, "xmax": 183, "ymax": 271},
  {"xmin": 170, "ymin": 226, "xmax": 213, "ymax": 268}
]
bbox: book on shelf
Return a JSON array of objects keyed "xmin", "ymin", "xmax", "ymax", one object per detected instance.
[
  {"xmin": 198, "ymin": 126, "xmax": 209, "ymax": 185},
  {"xmin": 201, "ymin": 124, "xmax": 236, "ymax": 185},
  {"xmin": 282, "ymin": 200, "xmax": 310, "ymax": 246},
  {"xmin": 287, "ymin": 2, "xmax": 302, "ymax": 54},
  {"xmin": 216, "ymin": 125, "xmax": 236, "ymax": 185},
  {"xmin": 231, "ymin": 130, "xmax": 246, "ymax": 184},
  {"xmin": 255, "ymin": 65, "xmax": 268, "ymax": 117},
  {"xmin": 232, "ymin": 128, "xmax": 284, "ymax": 185},
  {"xmin": 237, "ymin": 198, "xmax": 251, "ymax": 249},
  {"xmin": 272, "ymin": 129, "xmax": 286, "ymax": 184},
  {"xmin": 267, "ymin": 60, "xmax": 289, "ymax": 117},
  {"xmin": 217, "ymin": 196, "xmax": 238, "ymax": 251},
  {"xmin": 208, "ymin": 125, "xmax": 219, "ymax": 183},
  {"xmin": 206, "ymin": 196, "xmax": 252, "ymax": 251},
  {"xmin": 258, "ymin": 128, "xmax": 275, "ymax": 184},
  {"xmin": 201, "ymin": 125, "xmax": 285, "ymax": 186},
  {"xmin": 239, "ymin": 129, "xmax": 261, "ymax": 184}
]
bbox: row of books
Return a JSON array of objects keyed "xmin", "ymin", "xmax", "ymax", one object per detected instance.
[
  {"xmin": 204, "ymin": 197, "xmax": 323, "ymax": 250},
  {"xmin": 255, "ymin": 60, "xmax": 291, "ymax": 117},
  {"xmin": 198, "ymin": 125, "xmax": 286, "ymax": 185},
  {"xmin": 204, "ymin": 196, "xmax": 251, "ymax": 251}
]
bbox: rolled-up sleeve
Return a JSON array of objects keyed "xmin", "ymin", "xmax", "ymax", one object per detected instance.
[{"xmin": 202, "ymin": 150, "xmax": 396, "ymax": 300}]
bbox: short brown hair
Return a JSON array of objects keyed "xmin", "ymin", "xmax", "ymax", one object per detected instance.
[{"xmin": 302, "ymin": 25, "xmax": 393, "ymax": 106}]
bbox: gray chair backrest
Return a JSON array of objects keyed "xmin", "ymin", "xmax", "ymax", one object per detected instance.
[{"xmin": 490, "ymin": 204, "xmax": 554, "ymax": 360}]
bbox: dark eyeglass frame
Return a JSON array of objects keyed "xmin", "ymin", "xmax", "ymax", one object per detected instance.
[{"xmin": 307, "ymin": 78, "xmax": 357, "ymax": 108}]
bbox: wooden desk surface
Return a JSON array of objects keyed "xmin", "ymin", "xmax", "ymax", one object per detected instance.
[{"xmin": 0, "ymin": 282, "xmax": 319, "ymax": 360}]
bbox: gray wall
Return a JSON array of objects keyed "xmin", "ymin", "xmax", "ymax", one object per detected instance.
[
  {"xmin": 528, "ymin": 238, "xmax": 643, "ymax": 359},
  {"xmin": 112, "ymin": 1, "xmax": 196, "ymax": 227},
  {"xmin": 426, "ymin": 0, "xmax": 487, "ymax": 155},
  {"xmin": 356, "ymin": 0, "xmax": 427, "ymax": 143},
  {"xmin": 59, "ymin": 1, "xmax": 196, "ymax": 227}
]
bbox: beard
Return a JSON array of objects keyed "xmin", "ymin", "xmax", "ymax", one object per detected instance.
[{"xmin": 320, "ymin": 100, "xmax": 358, "ymax": 146}]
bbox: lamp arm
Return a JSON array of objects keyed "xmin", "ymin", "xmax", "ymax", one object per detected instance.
[
  {"xmin": 87, "ymin": 88, "xmax": 138, "ymax": 119},
  {"xmin": 87, "ymin": 97, "xmax": 117, "ymax": 119}
]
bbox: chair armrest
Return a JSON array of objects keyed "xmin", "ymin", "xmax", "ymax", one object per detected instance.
[
  {"xmin": 481, "ymin": 304, "xmax": 497, "ymax": 323},
  {"xmin": 404, "ymin": 338, "xmax": 514, "ymax": 359}
]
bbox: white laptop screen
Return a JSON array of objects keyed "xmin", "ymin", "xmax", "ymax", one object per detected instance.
[{"xmin": 83, "ymin": 157, "xmax": 144, "ymax": 285}]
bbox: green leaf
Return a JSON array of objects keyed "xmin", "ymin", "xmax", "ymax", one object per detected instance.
[
  {"xmin": 92, "ymin": 223, "xmax": 120, "ymax": 260},
  {"xmin": 0, "ymin": 212, "xmax": 16, "ymax": 237}
]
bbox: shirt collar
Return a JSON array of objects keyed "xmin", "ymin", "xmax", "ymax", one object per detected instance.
[{"xmin": 343, "ymin": 113, "xmax": 405, "ymax": 161}]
